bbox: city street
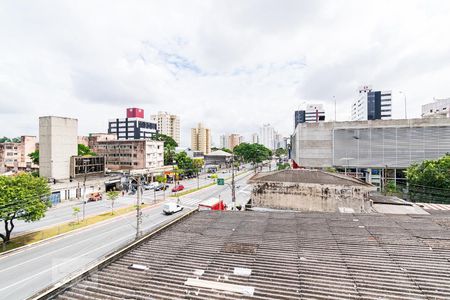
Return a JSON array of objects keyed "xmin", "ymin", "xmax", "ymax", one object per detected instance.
[
  {"xmin": 0, "ymin": 170, "xmax": 255, "ymax": 300},
  {"xmin": 1, "ymin": 169, "xmax": 236, "ymax": 237}
]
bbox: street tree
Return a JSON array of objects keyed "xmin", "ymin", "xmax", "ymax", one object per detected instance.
[
  {"xmin": 175, "ymin": 151, "xmax": 194, "ymax": 175},
  {"xmin": 28, "ymin": 150, "xmax": 39, "ymax": 165},
  {"xmin": 72, "ymin": 207, "xmax": 81, "ymax": 224},
  {"xmin": 152, "ymin": 133, "xmax": 178, "ymax": 165},
  {"xmin": 274, "ymin": 148, "xmax": 288, "ymax": 158},
  {"xmin": 234, "ymin": 143, "xmax": 272, "ymax": 172},
  {"xmin": 0, "ymin": 173, "xmax": 51, "ymax": 243},
  {"xmin": 106, "ymin": 191, "xmax": 120, "ymax": 215},
  {"xmin": 406, "ymin": 153, "xmax": 450, "ymax": 189}
]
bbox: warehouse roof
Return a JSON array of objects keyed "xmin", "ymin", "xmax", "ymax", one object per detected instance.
[
  {"xmin": 53, "ymin": 211, "xmax": 450, "ymax": 300},
  {"xmin": 249, "ymin": 169, "xmax": 373, "ymax": 187}
]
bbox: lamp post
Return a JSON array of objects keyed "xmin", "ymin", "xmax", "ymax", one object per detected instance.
[
  {"xmin": 82, "ymin": 158, "xmax": 91, "ymax": 221},
  {"xmin": 231, "ymin": 151, "xmax": 236, "ymax": 210}
]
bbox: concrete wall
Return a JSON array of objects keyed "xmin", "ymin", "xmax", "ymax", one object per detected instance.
[
  {"xmin": 292, "ymin": 118, "xmax": 450, "ymax": 168},
  {"xmin": 39, "ymin": 116, "xmax": 78, "ymax": 180},
  {"xmin": 251, "ymin": 181, "xmax": 372, "ymax": 213}
]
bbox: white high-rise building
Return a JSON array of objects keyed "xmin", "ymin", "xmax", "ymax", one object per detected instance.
[
  {"xmin": 150, "ymin": 111, "xmax": 180, "ymax": 145},
  {"xmin": 351, "ymin": 86, "xmax": 392, "ymax": 121},
  {"xmin": 219, "ymin": 134, "xmax": 227, "ymax": 148},
  {"xmin": 191, "ymin": 123, "xmax": 211, "ymax": 154},
  {"xmin": 260, "ymin": 124, "xmax": 275, "ymax": 150},
  {"xmin": 422, "ymin": 98, "xmax": 450, "ymax": 118},
  {"xmin": 251, "ymin": 133, "xmax": 259, "ymax": 144}
]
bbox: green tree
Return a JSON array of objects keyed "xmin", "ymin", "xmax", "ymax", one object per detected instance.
[
  {"xmin": 0, "ymin": 173, "xmax": 51, "ymax": 243},
  {"xmin": 72, "ymin": 207, "xmax": 81, "ymax": 224},
  {"xmin": 0, "ymin": 137, "xmax": 20, "ymax": 143},
  {"xmin": 277, "ymin": 163, "xmax": 290, "ymax": 170},
  {"xmin": 152, "ymin": 133, "xmax": 178, "ymax": 165},
  {"xmin": 106, "ymin": 191, "xmax": 120, "ymax": 215},
  {"xmin": 221, "ymin": 148, "xmax": 232, "ymax": 154},
  {"xmin": 175, "ymin": 151, "xmax": 194, "ymax": 175},
  {"xmin": 274, "ymin": 148, "xmax": 288, "ymax": 158},
  {"xmin": 28, "ymin": 150, "xmax": 39, "ymax": 165},
  {"xmin": 234, "ymin": 143, "xmax": 272, "ymax": 172},
  {"xmin": 78, "ymin": 144, "xmax": 96, "ymax": 156},
  {"xmin": 406, "ymin": 154, "xmax": 450, "ymax": 189}
]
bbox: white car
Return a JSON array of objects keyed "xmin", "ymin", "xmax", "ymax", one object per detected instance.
[{"xmin": 163, "ymin": 203, "xmax": 184, "ymax": 215}]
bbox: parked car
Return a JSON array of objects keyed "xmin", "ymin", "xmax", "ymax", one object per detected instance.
[
  {"xmin": 162, "ymin": 203, "xmax": 183, "ymax": 215},
  {"xmin": 154, "ymin": 183, "xmax": 169, "ymax": 191},
  {"xmin": 172, "ymin": 185, "xmax": 185, "ymax": 192},
  {"xmin": 88, "ymin": 192, "xmax": 102, "ymax": 202}
]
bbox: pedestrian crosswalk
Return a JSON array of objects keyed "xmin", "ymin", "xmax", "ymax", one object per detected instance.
[
  {"xmin": 178, "ymin": 197, "xmax": 201, "ymax": 208},
  {"xmin": 417, "ymin": 203, "xmax": 450, "ymax": 211}
]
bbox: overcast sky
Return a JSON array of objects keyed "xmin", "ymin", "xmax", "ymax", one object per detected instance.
[{"xmin": 1, "ymin": 1, "xmax": 450, "ymax": 147}]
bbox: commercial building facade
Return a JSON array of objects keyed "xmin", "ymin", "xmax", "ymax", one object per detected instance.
[
  {"xmin": 351, "ymin": 86, "xmax": 392, "ymax": 121},
  {"xmin": 422, "ymin": 98, "xmax": 450, "ymax": 118},
  {"xmin": 91, "ymin": 139, "xmax": 164, "ymax": 171},
  {"xmin": 39, "ymin": 116, "xmax": 78, "ymax": 180},
  {"xmin": 191, "ymin": 123, "xmax": 211, "ymax": 155},
  {"xmin": 291, "ymin": 118, "xmax": 450, "ymax": 189},
  {"xmin": 70, "ymin": 156, "xmax": 106, "ymax": 178},
  {"xmin": 150, "ymin": 111, "xmax": 180, "ymax": 145},
  {"xmin": 294, "ymin": 104, "xmax": 326, "ymax": 128},
  {"xmin": 108, "ymin": 108, "xmax": 157, "ymax": 140}
]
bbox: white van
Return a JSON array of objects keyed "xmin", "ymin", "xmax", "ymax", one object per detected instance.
[{"xmin": 163, "ymin": 203, "xmax": 183, "ymax": 215}]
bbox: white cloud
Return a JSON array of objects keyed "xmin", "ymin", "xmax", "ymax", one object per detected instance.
[{"xmin": 1, "ymin": 0, "xmax": 450, "ymax": 146}]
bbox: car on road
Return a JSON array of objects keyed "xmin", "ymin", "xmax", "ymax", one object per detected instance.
[
  {"xmin": 88, "ymin": 192, "xmax": 103, "ymax": 202},
  {"xmin": 172, "ymin": 185, "xmax": 185, "ymax": 192},
  {"xmin": 143, "ymin": 182, "xmax": 159, "ymax": 190},
  {"xmin": 162, "ymin": 203, "xmax": 184, "ymax": 215},
  {"xmin": 154, "ymin": 183, "xmax": 170, "ymax": 191}
]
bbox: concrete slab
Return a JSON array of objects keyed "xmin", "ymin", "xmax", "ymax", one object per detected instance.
[{"xmin": 373, "ymin": 203, "xmax": 429, "ymax": 215}]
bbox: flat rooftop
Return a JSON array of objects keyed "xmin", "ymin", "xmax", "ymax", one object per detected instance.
[
  {"xmin": 51, "ymin": 210, "xmax": 450, "ymax": 299},
  {"xmin": 249, "ymin": 169, "xmax": 372, "ymax": 186}
]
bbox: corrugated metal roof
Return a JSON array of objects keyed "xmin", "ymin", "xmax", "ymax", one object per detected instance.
[{"xmin": 53, "ymin": 211, "xmax": 450, "ymax": 300}]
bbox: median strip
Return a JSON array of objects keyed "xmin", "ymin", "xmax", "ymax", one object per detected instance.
[{"xmin": 0, "ymin": 204, "xmax": 149, "ymax": 253}]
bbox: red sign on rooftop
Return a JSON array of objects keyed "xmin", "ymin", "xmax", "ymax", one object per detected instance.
[{"xmin": 127, "ymin": 108, "xmax": 144, "ymax": 118}]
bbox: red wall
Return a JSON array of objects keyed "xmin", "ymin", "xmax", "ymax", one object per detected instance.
[{"xmin": 126, "ymin": 108, "xmax": 144, "ymax": 118}]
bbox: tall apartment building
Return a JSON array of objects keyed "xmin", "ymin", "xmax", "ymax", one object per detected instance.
[
  {"xmin": 422, "ymin": 98, "xmax": 450, "ymax": 118},
  {"xmin": 108, "ymin": 108, "xmax": 157, "ymax": 140},
  {"xmin": 351, "ymin": 86, "xmax": 392, "ymax": 121},
  {"xmin": 228, "ymin": 134, "xmax": 242, "ymax": 150},
  {"xmin": 294, "ymin": 104, "xmax": 326, "ymax": 129},
  {"xmin": 91, "ymin": 139, "xmax": 164, "ymax": 171},
  {"xmin": 260, "ymin": 124, "xmax": 276, "ymax": 150},
  {"xmin": 191, "ymin": 123, "xmax": 211, "ymax": 154},
  {"xmin": 39, "ymin": 116, "xmax": 78, "ymax": 180},
  {"xmin": 0, "ymin": 136, "xmax": 38, "ymax": 173},
  {"xmin": 219, "ymin": 135, "xmax": 227, "ymax": 149},
  {"xmin": 150, "ymin": 111, "xmax": 180, "ymax": 145},
  {"xmin": 251, "ymin": 133, "xmax": 259, "ymax": 144}
]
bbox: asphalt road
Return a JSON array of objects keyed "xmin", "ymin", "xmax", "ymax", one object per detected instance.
[
  {"xmin": 1, "ymin": 170, "xmax": 236, "ymax": 237},
  {"xmin": 0, "ymin": 169, "xmax": 256, "ymax": 300}
]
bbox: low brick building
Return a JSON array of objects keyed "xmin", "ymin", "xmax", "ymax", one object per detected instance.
[{"xmin": 249, "ymin": 169, "xmax": 376, "ymax": 213}]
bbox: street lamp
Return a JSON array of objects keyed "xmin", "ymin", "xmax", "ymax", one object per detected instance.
[{"xmin": 82, "ymin": 158, "xmax": 91, "ymax": 221}]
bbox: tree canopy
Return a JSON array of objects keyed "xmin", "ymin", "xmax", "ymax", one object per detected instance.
[
  {"xmin": 0, "ymin": 137, "xmax": 20, "ymax": 143},
  {"xmin": 406, "ymin": 154, "xmax": 450, "ymax": 189},
  {"xmin": 78, "ymin": 144, "xmax": 96, "ymax": 156},
  {"xmin": 274, "ymin": 147, "xmax": 288, "ymax": 157},
  {"xmin": 28, "ymin": 150, "xmax": 39, "ymax": 165},
  {"xmin": 152, "ymin": 133, "xmax": 178, "ymax": 148},
  {"xmin": 152, "ymin": 133, "xmax": 178, "ymax": 165},
  {"xmin": 234, "ymin": 143, "xmax": 272, "ymax": 166},
  {"xmin": 175, "ymin": 151, "xmax": 194, "ymax": 174},
  {"xmin": 0, "ymin": 173, "xmax": 51, "ymax": 243}
]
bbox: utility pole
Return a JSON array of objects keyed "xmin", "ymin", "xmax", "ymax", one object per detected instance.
[
  {"xmin": 82, "ymin": 159, "xmax": 88, "ymax": 221},
  {"xmin": 136, "ymin": 176, "xmax": 142, "ymax": 239},
  {"xmin": 231, "ymin": 153, "xmax": 236, "ymax": 210}
]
